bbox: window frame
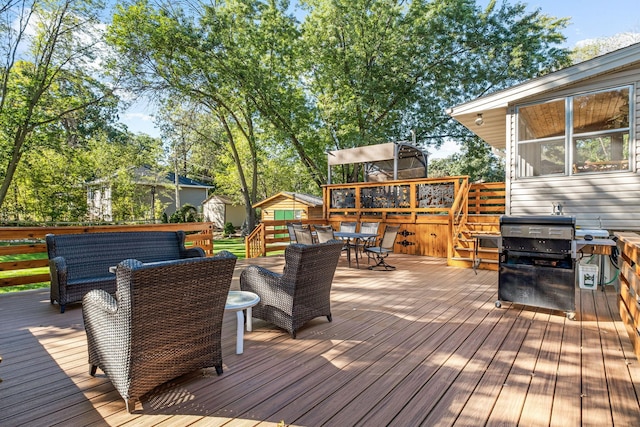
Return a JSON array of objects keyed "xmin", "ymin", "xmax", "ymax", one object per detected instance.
[{"xmin": 515, "ymin": 85, "xmax": 633, "ymax": 179}]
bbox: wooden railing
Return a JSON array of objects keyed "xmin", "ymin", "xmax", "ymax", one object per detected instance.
[
  {"xmin": 0, "ymin": 222, "xmax": 214, "ymax": 289},
  {"xmin": 245, "ymin": 177, "xmax": 507, "ymax": 258},
  {"xmin": 467, "ymin": 182, "xmax": 506, "ymax": 214},
  {"xmin": 245, "ymin": 219, "xmax": 328, "ymax": 258},
  {"xmin": 615, "ymin": 232, "xmax": 640, "ymax": 361},
  {"xmin": 323, "ymin": 176, "xmax": 469, "ymax": 221},
  {"xmin": 448, "ymin": 178, "xmax": 470, "ymax": 260}
]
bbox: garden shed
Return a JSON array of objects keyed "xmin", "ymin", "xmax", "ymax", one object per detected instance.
[
  {"xmin": 254, "ymin": 191, "xmax": 323, "ymax": 222},
  {"xmin": 202, "ymin": 195, "xmax": 246, "ymax": 229},
  {"xmin": 447, "ymin": 42, "xmax": 640, "ymax": 232}
]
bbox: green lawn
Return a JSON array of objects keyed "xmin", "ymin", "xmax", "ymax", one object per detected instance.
[
  {"xmin": 0, "ymin": 238, "xmax": 247, "ymax": 294},
  {"xmin": 213, "ymin": 237, "xmax": 246, "ymax": 259}
]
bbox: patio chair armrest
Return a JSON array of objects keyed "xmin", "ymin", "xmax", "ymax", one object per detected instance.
[
  {"xmin": 239, "ymin": 265, "xmax": 283, "ymax": 295},
  {"xmin": 49, "ymin": 256, "xmax": 68, "ymax": 283},
  {"xmin": 83, "ymin": 289, "xmax": 118, "ymax": 315},
  {"xmin": 181, "ymin": 247, "xmax": 206, "ymax": 258}
]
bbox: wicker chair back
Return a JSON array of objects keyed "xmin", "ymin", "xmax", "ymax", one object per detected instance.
[
  {"xmin": 82, "ymin": 252, "xmax": 237, "ymax": 412},
  {"xmin": 239, "ymin": 240, "xmax": 344, "ymax": 338}
]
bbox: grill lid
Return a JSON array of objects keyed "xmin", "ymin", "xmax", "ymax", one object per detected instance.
[{"xmin": 500, "ymin": 215, "xmax": 576, "ymax": 226}]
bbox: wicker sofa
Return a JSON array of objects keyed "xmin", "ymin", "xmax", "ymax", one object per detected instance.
[
  {"xmin": 239, "ymin": 240, "xmax": 344, "ymax": 338},
  {"xmin": 46, "ymin": 231, "xmax": 205, "ymax": 313},
  {"xmin": 82, "ymin": 252, "xmax": 237, "ymax": 413}
]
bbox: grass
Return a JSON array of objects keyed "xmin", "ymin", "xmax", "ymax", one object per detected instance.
[
  {"xmin": 0, "ymin": 238, "xmax": 247, "ymax": 294},
  {"xmin": 213, "ymin": 237, "xmax": 246, "ymax": 259}
]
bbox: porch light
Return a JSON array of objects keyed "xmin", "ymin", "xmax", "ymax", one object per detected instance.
[{"xmin": 475, "ymin": 113, "xmax": 484, "ymax": 126}]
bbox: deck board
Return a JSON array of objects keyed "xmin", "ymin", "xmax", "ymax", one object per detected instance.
[{"xmin": 1, "ymin": 254, "xmax": 639, "ymax": 426}]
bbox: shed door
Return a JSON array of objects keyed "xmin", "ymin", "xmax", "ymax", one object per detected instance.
[{"xmin": 274, "ymin": 210, "xmax": 301, "ymax": 238}]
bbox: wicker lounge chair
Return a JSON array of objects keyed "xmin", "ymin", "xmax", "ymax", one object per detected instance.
[
  {"xmin": 239, "ymin": 240, "xmax": 344, "ymax": 338},
  {"xmin": 82, "ymin": 252, "xmax": 237, "ymax": 413},
  {"xmin": 47, "ymin": 231, "xmax": 205, "ymax": 313}
]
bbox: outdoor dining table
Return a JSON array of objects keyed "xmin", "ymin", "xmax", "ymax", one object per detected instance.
[{"xmin": 334, "ymin": 231, "xmax": 378, "ymax": 268}]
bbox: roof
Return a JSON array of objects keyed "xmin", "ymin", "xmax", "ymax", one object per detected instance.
[
  {"xmin": 327, "ymin": 142, "xmax": 427, "ymax": 166},
  {"xmin": 253, "ymin": 191, "xmax": 323, "ymax": 209},
  {"xmin": 327, "ymin": 142, "xmax": 428, "ymax": 182},
  {"xmin": 203, "ymin": 194, "xmax": 238, "ymax": 205},
  {"xmin": 165, "ymin": 171, "xmax": 213, "ymax": 188},
  {"xmin": 90, "ymin": 166, "xmax": 214, "ymax": 189},
  {"xmin": 447, "ymin": 42, "xmax": 640, "ymax": 149}
]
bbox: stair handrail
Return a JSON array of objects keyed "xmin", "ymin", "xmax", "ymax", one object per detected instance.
[
  {"xmin": 245, "ymin": 222, "xmax": 266, "ymax": 257},
  {"xmin": 448, "ymin": 177, "xmax": 470, "ymax": 260}
]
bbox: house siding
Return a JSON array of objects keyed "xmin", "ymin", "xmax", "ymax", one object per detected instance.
[{"xmin": 507, "ymin": 69, "xmax": 640, "ymax": 232}]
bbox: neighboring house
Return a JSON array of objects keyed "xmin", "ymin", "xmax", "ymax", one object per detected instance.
[
  {"xmin": 87, "ymin": 166, "xmax": 214, "ymax": 222},
  {"xmin": 254, "ymin": 192, "xmax": 324, "ymax": 222},
  {"xmin": 202, "ymin": 195, "xmax": 246, "ymax": 229},
  {"xmin": 448, "ymin": 42, "xmax": 640, "ymax": 232}
]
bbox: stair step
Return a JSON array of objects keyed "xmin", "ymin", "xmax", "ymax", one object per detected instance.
[
  {"xmin": 454, "ymin": 247, "xmax": 498, "ymax": 254},
  {"xmin": 465, "ymin": 231, "xmax": 500, "ymax": 236},
  {"xmin": 450, "ymin": 257, "xmax": 499, "ymax": 264}
]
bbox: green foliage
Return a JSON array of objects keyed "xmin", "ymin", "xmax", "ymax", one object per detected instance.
[
  {"xmin": 429, "ymin": 137, "xmax": 505, "ymax": 183},
  {"xmin": 223, "ymin": 222, "xmax": 236, "ymax": 236},
  {"xmin": 0, "ymin": 0, "xmax": 573, "ymax": 223},
  {"xmin": 570, "ymin": 33, "xmax": 640, "ymax": 63},
  {"xmin": 169, "ymin": 203, "xmax": 197, "ymax": 223},
  {"xmin": 0, "ymin": 0, "xmax": 117, "ymax": 210},
  {"xmin": 300, "ymin": 0, "xmax": 570, "ymax": 182}
]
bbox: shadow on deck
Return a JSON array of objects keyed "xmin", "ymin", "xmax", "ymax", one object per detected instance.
[{"xmin": 1, "ymin": 254, "xmax": 639, "ymax": 426}]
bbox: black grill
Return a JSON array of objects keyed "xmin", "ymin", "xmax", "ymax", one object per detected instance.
[{"xmin": 497, "ymin": 215, "xmax": 576, "ymax": 318}]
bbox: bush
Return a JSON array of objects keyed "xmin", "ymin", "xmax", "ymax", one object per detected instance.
[{"xmin": 223, "ymin": 222, "xmax": 236, "ymax": 236}]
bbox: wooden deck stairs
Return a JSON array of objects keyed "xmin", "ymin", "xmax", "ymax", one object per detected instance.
[{"xmin": 449, "ymin": 214, "xmax": 501, "ymax": 270}]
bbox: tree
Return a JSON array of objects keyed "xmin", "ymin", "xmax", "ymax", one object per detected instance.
[
  {"xmin": 300, "ymin": 0, "xmax": 570, "ymax": 181},
  {"xmin": 107, "ymin": 0, "xmax": 570, "ymax": 209},
  {"xmin": 0, "ymin": 0, "xmax": 117, "ymax": 209},
  {"xmin": 571, "ymin": 32, "xmax": 640, "ymax": 63},
  {"xmin": 428, "ymin": 137, "xmax": 505, "ymax": 183},
  {"xmin": 107, "ymin": 0, "xmax": 313, "ymax": 231}
]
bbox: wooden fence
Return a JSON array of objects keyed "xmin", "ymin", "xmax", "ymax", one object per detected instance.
[
  {"xmin": 245, "ymin": 179, "xmax": 506, "ymax": 258},
  {"xmin": 0, "ymin": 222, "xmax": 214, "ymax": 289}
]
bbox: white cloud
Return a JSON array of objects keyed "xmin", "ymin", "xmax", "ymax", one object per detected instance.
[
  {"xmin": 123, "ymin": 112, "xmax": 154, "ymax": 122},
  {"xmin": 428, "ymin": 140, "xmax": 461, "ymax": 160}
]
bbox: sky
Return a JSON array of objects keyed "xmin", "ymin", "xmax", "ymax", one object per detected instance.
[{"xmin": 119, "ymin": 0, "xmax": 640, "ymax": 158}]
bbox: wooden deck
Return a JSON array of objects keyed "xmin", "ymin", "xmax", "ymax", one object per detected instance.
[{"xmin": 1, "ymin": 255, "xmax": 639, "ymax": 426}]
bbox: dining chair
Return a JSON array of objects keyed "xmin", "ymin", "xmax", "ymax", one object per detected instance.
[
  {"xmin": 339, "ymin": 222, "xmax": 357, "ymax": 233},
  {"xmin": 337, "ymin": 221, "xmax": 357, "ymax": 264},
  {"xmin": 358, "ymin": 221, "xmax": 380, "ymax": 251},
  {"xmin": 287, "ymin": 222, "xmax": 303, "ymax": 244},
  {"xmin": 365, "ymin": 225, "xmax": 400, "ymax": 270},
  {"xmin": 314, "ymin": 225, "xmax": 335, "ymax": 244},
  {"xmin": 294, "ymin": 227, "xmax": 315, "ymax": 245}
]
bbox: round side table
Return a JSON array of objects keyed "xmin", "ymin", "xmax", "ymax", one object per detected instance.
[{"xmin": 225, "ymin": 291, "xmax": 260, "ymax": 354}]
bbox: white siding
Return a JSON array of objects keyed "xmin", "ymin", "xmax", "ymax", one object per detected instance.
[
  {"xmin": 507, "ymin": 70, "xmax": 640, "ymax": 232},
  {"xmin": 509, "ymin": 173, "xmax": 640, "ymax": 231}
]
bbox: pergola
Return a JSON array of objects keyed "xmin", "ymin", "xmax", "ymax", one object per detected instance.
[{"xmin": 327, "ymin": 142, "xmax": 428, "ymax": 183}]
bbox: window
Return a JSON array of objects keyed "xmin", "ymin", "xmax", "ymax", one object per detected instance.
[
  {"xmin": 517, "ymin": 99, "xmax": 566, "ymax": 177},
  {"xmin": 516, "ymin": 86, "xmax": 632, "ymax": 178},
  {"xmin": 572, "ymin": 88, "xmax": 630, "ymax": 173}
]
